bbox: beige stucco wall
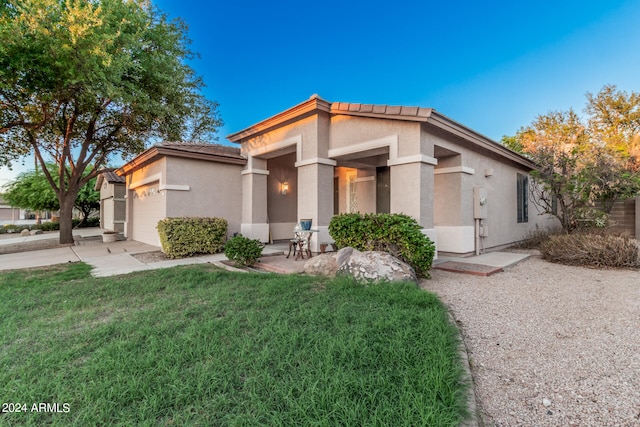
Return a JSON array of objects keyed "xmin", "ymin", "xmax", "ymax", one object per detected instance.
[
  {"xmin": 164, "ymin": 157, "xmax": 243, "ymax": 237},
  {"xmin": 330, "ymin": 115, "xmax": 423, "ymax": 157},
  {"xmin": 426, "ymin": 125, "xmax": 560, "ymax": 252}
]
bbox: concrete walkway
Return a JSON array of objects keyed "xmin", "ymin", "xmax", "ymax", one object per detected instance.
[{"xmin": 433, "ymin": 251, "xmax": 532, "ymax": 276}]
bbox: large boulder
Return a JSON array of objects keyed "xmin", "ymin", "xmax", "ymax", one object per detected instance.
[
  {"xmin": 304, "ymin": 247, "xmax": 417, "ymax": 284},
  {"xmin": 338, "ymin": 250, "xmax": 418, "ymax": 284},
  {"xmin": 303, "ymin": 254, "xmax": 339, "ymax": 277}
]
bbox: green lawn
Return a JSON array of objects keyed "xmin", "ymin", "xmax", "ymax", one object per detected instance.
[{"xmin": 0, "ymin": 263, "xmax": 469, "ymax": 426}]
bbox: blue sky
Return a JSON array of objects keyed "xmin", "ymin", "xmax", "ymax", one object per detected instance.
[
  {"xmin": 2, "ymin": 0, "xmax": 639, "ymax": 186},
  {"xmin": 152, "ymin": 0, "xmax": 640, "ymax": 141}
]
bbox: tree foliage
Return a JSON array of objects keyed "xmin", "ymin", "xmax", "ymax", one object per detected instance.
[
  {"xmin": 503, "ymin": 85, "xmax": 640, "ymax": 232},
  {"xmin": 0, "ymin": 0, "xmax": 222, "ymax": 243}
]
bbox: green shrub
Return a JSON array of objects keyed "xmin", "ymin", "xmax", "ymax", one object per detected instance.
[
  {"xmin": 157, "ymin": 217, "xmax": 228, "ymax": 259},
  {"xmin": 329, "ymin": 213, "xmax": 435, "ymax": 278},
  {"xmin": 224, "ymin": 234, "xmax": 263, "ymax": 267},
  {"xmin": 31, "ymin": 221, "xmax": 60, "ymax": 231},
  {"xmin": 540, "ymin": 232, "xmax": 640, "ymax": 268},
  {"xmin": 1, "ymin": 224, "xmax": 24, "ymax": 234}
]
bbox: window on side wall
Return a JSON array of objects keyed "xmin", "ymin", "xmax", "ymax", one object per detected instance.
[{"xmin": 517, "ymin": 173, "xmax": 528, "ymax": 223}]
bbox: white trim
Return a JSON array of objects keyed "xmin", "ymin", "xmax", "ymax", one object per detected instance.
[
  {"xmin": 435, "ymin": 226, "xmax": 475, "ymax": 253},
  {"xmin": 160, "ymin": 184, "xmax": 190, "ymax": 191},
  {"xmin": 129, "ymin": 173, "xmax": 161, "ymax": 190},
  {"xmin": 388, "ymin": 154, "xmax": 438, "ymax": 167},
  {"xmin": 434, "ymin": 166, "xmax": 475, "ymax": 175},
  {"xmin": 241, "ymin": 169, "xmax": 270, "ymax": 176},
  {"xmin": 295, "ymin": 157, "xmax": 337, "ymax": 167},
  {"xmin": 328, "ymin": 135, "xmax": 398, "ymax": 159},
  {"xmin": 327, "ymin": 134, "xmax": 438, "ymax": 168}
]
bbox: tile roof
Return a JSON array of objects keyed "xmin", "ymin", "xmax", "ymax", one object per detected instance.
[
  {"xmin": 155, "ymin": 142, "xmax": 243, "ymax": 159},
  {"xmin": 330, "ymin": 102, "xmax": 433, "ymax": 120},
  {"xmin": 102, "ymin": 171, "xmax": 125, "ymax": 184},
  {"xmin": 116, "ymin": 142, "xmax": 246, "ymax": 176}
]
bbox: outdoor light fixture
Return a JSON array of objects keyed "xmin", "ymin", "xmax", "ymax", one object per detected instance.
[{"xmin": 280, "ymin": 181, "xmax": 289, "ymax": 196}]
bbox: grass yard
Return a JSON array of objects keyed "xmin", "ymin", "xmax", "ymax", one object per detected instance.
[{"xmin": 0, "ymin": 263, "xmax": 469, "ymax": 426}]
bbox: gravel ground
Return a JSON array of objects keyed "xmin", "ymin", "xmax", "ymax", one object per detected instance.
[{"xmin": 422, "ymin": 252, "xmax": 640, "ymax": 427}]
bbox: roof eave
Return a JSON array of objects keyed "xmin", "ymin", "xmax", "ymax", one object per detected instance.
[
  {"xmin": 426, "ymin": 111, "xmax": 537, "ymax": 170},
  {"xmin": 227, "ymin": 95, "xmax": 331, "ymax": 143},
  {"xmin": 116, "ymin": 145, "xmax": 247, "ymax": 176}
]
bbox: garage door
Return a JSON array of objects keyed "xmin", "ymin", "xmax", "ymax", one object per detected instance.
[{"xmin": 131, "ymin": 182, "xmax": 165, "ymax": 246}]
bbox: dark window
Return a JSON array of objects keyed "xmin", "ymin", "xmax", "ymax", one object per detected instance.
[{"xmin": 517, "ymin": 174, "xmax": 528, "ymax": 223}]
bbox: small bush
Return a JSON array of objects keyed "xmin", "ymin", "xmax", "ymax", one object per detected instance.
[
  {"xmin": 540, "ymin": 232, "xmax": 640, "ymax": 268},
  {"xmin": 32, "ymin": 222, "xmax": 60, "ymax": 231},
  {"xmin": 224, "ymin": 234, "xmax": 263, "ymax": 267},
  {"xmin": 157, "ymin": 217, "xmax": 228, "ymax": 259},
  {"xmin": 329, "ymin": 213, "xmax": 435, "ymax": 278}
]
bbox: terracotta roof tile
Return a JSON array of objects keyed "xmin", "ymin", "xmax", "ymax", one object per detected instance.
[
  {"xmin": 401, "ymin": 106, "xmax": 419, "ymax": 116},
  {"xmin": 385, "ymin": 105, "xmax": 402, "ymax": 115}
]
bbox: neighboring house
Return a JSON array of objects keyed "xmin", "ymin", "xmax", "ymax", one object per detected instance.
[
  {"xmin": 116, "ymin": 142, "xmax": 246, "ymax": 247},
  {"xmin": 95, "ymin": 171, "xmax": 126, "ymax": 232},
  {"xmin": 227, "ymin": 95, "xmax": 560, "ymax": 255},
  {"xmin": 0, "ymin": 195, "xmax": 21, "ymax": 223}
]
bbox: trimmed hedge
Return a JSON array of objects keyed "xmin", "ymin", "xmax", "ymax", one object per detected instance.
[
  {"xmin": 329, "ymin": 213, "xmax": 436, "ymax": 278},
  {"xmin": 157, "ymin": 217, "xmax": 228, "ymax": 259}
]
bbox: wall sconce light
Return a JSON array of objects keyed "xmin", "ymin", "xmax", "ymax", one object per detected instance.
[{"xmin": 280, "ymin": 181, "xmax": 289, "ymax": 196}]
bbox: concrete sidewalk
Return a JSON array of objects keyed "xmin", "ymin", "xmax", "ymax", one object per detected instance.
[{"xmin": 0, "ymin": 230, "xmax": 285, "ymax": 277}]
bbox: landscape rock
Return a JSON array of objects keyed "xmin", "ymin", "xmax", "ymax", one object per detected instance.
[
  {"xmin": 303, "ymin": 254, "xmax": 339, "ymax": 277},
  {"xmin": 30, "ymin": 229, "xmax": 43, "ymax": 236},
  {"xmin": 21, "ymin": 229, "xmax": 30, "ymax": 236},
  {"xmin": 335, "ymin": 247, "xmax": 356, "ymax": 266},
  {"xmin": 337, "ymin": 249, "xmax": 418, "ymax": 284}
]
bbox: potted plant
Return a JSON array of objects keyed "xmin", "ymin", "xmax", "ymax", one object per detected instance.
[{"xmin": 102, "ymin": 230, "xmax": 118, "ymax": 243}]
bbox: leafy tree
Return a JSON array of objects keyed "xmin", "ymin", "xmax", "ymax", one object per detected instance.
[
  {"xmin": 3, "ymin": 164, "xmax": 100, "ymax": 225},
  {"xmin": 0, "ymin": 0, "xmax": 222, "ymax": 243},
  {"xmin": 503, "ymin": 85, "xmax": 640, "ymax": 232}
]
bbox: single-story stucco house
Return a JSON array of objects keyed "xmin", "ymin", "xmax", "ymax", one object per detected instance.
[
  {"xmin": 116, "ymin": 142, "xmax": 246, "ymax": 247},
  {"xmin": 226, "ymin": 95, "xmax": 561, "ymax": 255},
  {"xmin": 112, "ymin": 95, "xmax": 640, "ymax": 255},
  {"xmin": 95, "ymin": 171, "xmax": 126, "ymax": 232}
]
